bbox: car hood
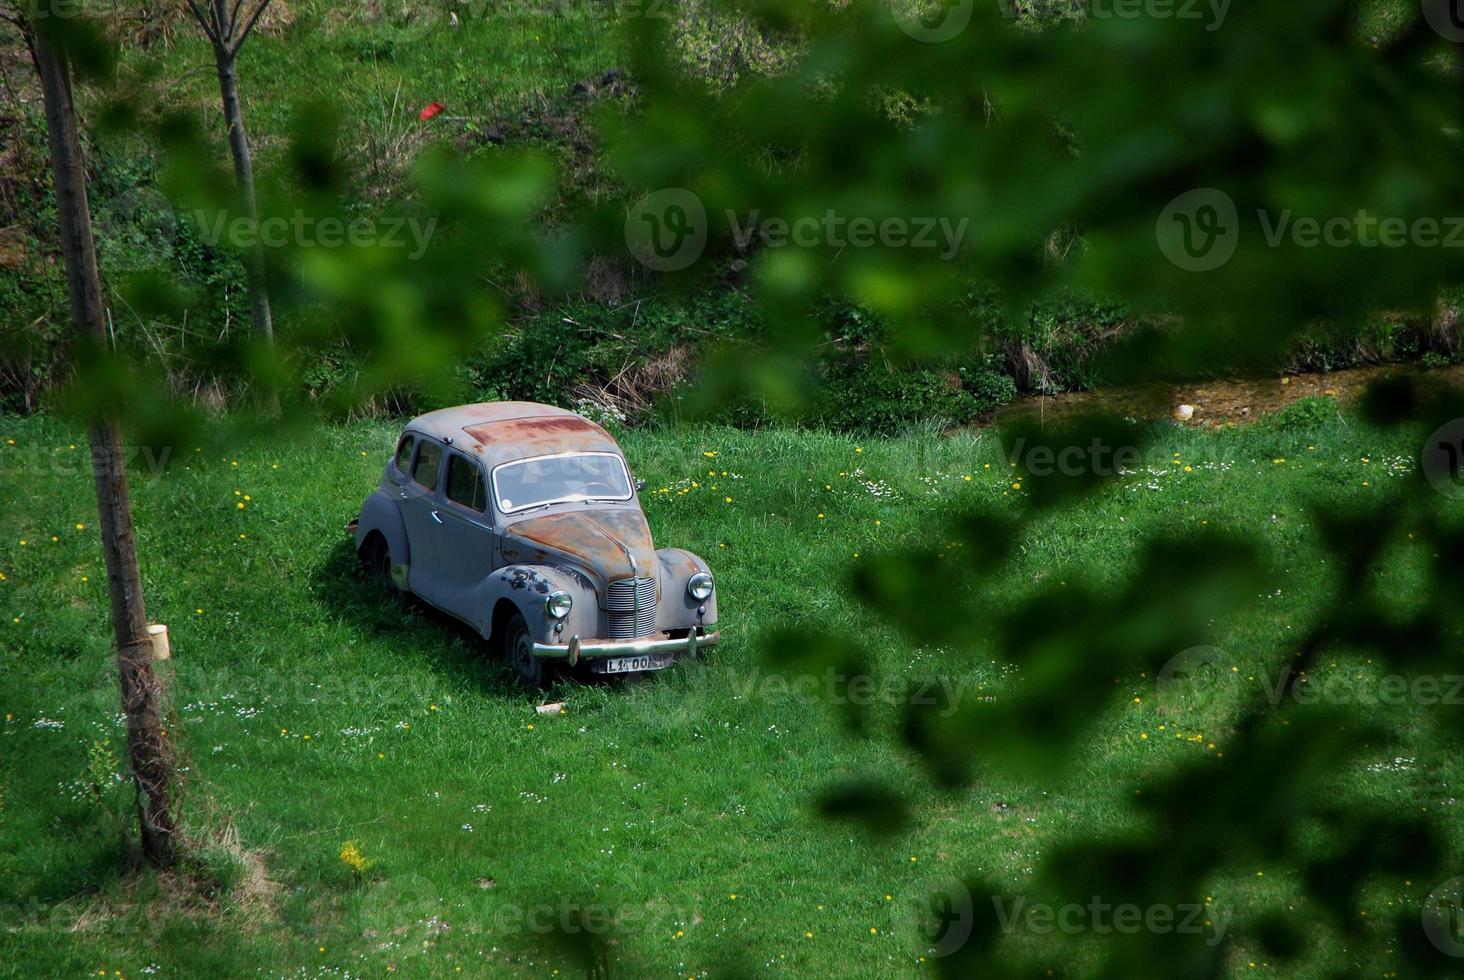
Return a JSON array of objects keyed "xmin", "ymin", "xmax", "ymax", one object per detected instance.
[{"xmin": 502, "ymin": 508, "xmax": 655, "ymax": 587}]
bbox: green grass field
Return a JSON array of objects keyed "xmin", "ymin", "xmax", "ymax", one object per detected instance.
[{"xmin": 0, "ymin": 404, "xmax": 1456, "ymax": 977}]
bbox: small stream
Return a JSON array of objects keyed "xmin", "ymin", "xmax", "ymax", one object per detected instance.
[{"xmin": 991, "ymin": 362, "xmax": 1464, "ymax": 429}]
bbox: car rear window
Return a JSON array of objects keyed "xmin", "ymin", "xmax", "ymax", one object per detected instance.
[
  {"xmin": 445, "ymin": 454, "xmax": 486, "ymax": 512},
  {"xmin": 412, "ymin": 441, "xmax": 443, "ymax": 491},
  {"xmin": 393, "ymin": 435, "xmax": 416, "ymax": 475}
]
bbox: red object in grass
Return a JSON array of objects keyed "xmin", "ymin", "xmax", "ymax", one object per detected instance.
[{"xmin": 419, "ymin": 102, "xmax": 446, "ymax": 121}]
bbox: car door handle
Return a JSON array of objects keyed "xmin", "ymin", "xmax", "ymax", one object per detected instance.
[
  {"xmin": 398, "ymin": 489, "xmax": 408, "ymax": 499},
  {"xmin": 431, "ymin": 510, "xmax": 444, "ymax": 525}
]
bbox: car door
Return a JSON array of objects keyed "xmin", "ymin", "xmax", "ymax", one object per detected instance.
[
  {"xmin": 434, "ymin": 450, "xmax": 497, "ymax": 626},
  {"xmin": 401, "ymin": 437, "xmax": 446, "ymax": 600}
]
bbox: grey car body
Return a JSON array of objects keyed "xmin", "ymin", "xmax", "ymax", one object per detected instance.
[{"xmin": 353, "ymin": 402, "xmax": 719, "ymax": 682}]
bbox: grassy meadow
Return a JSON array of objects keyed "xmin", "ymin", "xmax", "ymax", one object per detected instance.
[{"xmin": 0, "ymin": 402, "xmax": 1457, "ymax": 977}]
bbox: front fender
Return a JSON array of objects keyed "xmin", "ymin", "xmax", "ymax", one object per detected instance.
[
  {"xmin": 355, "ymin": 490, "xmax": 410, "ymax": 589},
  {"xmin": 482, "ymin": 564, "xmax": 599, "ymax": 645},
  {"xmin": 656, "ymin": 548, "xmax": 717, "ymax": 630}
]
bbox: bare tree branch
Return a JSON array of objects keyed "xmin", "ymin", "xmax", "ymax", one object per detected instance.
[
  {"xmin": 230, "ymin": 0, "xmax": 272, "ymax": 56},
  {"xmin": 184, "ymin": 0, "xmax": 220, "ymax": 44}
]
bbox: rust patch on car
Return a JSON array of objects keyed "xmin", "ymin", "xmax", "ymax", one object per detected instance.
[
  {"xmin": 504, "ymin": 509, "xmax": 654, "ymax": 584},
  {"xmin": 464, "ymin": 415, "xmax": 614, "ymax": 457},
  {"xmin": 499, "ymin": 567, "xmax": 553, "ymax": 594},
  {"xmin": 551, "ymin": 563, "xmax": 598, "ymax": 592},
  {"xmin": 659, "ymin": 548, "xmax": 702, "ymax": 577}
]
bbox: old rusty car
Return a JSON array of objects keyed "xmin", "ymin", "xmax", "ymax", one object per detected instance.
[{"xmin": 353, "ymin": 402, "xmax": 719, "ymax": 685}]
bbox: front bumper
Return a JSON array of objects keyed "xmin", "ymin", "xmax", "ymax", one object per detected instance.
[{"xmin": 532, "ymin": 629, "xmax": 719, "ymax": 666}]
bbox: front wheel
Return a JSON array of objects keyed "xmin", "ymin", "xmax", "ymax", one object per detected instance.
[
  {"xmin": 364, "ymin": 536, "xmax": 401, "ymax": 598},
  {"xmin": 505, "ymin": 611, "xmax": 555, "ymax": 689}
]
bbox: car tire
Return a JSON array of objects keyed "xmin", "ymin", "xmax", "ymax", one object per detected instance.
[
  {"xmin": 505, "ymin": 611, "xmax": 555, "ymax": 689},
  {"xmin": 364, "ymin": 536, "xmax": 401, "ymax": 598}
]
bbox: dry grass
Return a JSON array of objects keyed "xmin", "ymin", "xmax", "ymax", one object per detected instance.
[{"xmin": 569, "ymin": 341, "xmax": 697, "ymax": 418}]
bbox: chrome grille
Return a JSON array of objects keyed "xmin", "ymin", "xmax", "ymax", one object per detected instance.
[{"xmin": 606, "ymin": 576, "xmax": 657, "ymax": 639}]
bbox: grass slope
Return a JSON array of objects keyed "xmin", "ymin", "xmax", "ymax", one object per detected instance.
[{"xmin": 0, "ymin": 408, "xmax": 1456, "ymax": 977}]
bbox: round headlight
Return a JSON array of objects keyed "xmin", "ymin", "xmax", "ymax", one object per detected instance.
[
  {"xmin": 687, "ymin": 572, "xmax": 714, "ymax": 601},
  {"xmin": 546, "ymin": 591, "xmax": 573, "ymax": 619}
]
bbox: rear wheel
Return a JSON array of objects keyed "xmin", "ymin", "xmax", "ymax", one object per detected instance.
[{"xmin": 505, "ymin": 611, "xmax": 555, "ymax": 689}]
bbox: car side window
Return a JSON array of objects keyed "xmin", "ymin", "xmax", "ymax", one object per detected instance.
[
  {"xmin": 445, "ymin": 454, "xmax": 486, "ymax": 512},
  {"xmin": 393, "ymin": 435, "xmax": 416, "ymax": 476},
  {"xmin": 412, "ymin": 440, "xmax": 443, "ymax": 491}
]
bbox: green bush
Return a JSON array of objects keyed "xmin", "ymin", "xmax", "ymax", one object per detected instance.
[
  {"xmin": 807, "ymin": 358, "xmax": 1013, "ymax": 436},
  {"xmin": 1261, "ymin": 395, "xmax": 1341, "ymax": 433}
]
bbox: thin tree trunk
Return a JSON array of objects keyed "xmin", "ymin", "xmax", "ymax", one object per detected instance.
[
  {"xmin": 31, "ymin": 29, "xmax": 178, "ymax": 868},
  {"xmin": 209, "ymin": 3, "xmax": 279, "ymax": 414},
  {"xmin": 213, "ymin": 47, "xmax": 272, "ymax": 345}
]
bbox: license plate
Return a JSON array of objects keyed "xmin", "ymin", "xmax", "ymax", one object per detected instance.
[{"xmin": 601, "ymin": 653, "xmax": 673, "ymax": 674}]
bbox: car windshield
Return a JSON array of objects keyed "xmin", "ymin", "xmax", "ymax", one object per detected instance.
[{"xmin": 492, "ymin": 452, "xmax": 633, "ymax": 513}]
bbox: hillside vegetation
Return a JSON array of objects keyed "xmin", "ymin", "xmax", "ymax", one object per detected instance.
[{"xmin": 0, "ymin": 0, "xmax": 1458, "ymax": 424}]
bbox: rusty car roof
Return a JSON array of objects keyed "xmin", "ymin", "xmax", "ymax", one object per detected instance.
[{"xmin": 405, "ymin": 402, "xmax": 622, "ymax": 469}]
